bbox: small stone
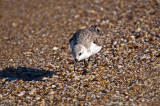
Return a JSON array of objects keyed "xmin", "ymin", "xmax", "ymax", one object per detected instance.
[
  {"xmin": 53, "ymin": 47, "xmax": 59, "ymax": 50},
  {"xmin": 128, "ymin": 53, "xmax": 134, "ymax": 58},
  {"xmin": 118, "ymin": 65, "xmax": 123, "ymax": 68},
  {"xmin": 29, "ymin": 88, "xmax": 36, "ymax": 95},
  {"xmin": 141, "ymin": 98, "xmax": 145, "ymax": 102},
  {"xmin": 48, "ymin": 91, "xmax": 55, "ymax": 95},
  {"xmin": 80, "ymin": 26, "xmax": 86, "ymax": 29},
  {"xmin": 119, "ymin": 102, "xmax": 123, "ymax": 105},
  {"xmin": 87, "ymin": 10, "xmax": 97, "ymax": 14},
  {"xmin": 42, "ymin": 77, "xmax": 48, "ymax": 80},
  {"xmin": 156, "ymin": 64, "xmax": 160, "ymax": 68},
  {"xmin": 129, "ymin": 98, "xmax": 133, "ymax": 102},
  {"xmin": 88, "ymin": 64, "xmax": 92, "ymax": 68},
  {"xmin": 74, "ymin": 15, "xmax": 80, "ymax": 19},
  {"xmin": 12, "ymin": 22, "xmax": 17, "ymax": 27},
  {"xmin": 52, "ymin": 85, "xmax": 56, "ymax": 88},
  {"xmin": 94, "ymin": 0, "xmax": 103, "ymax": 3},
  {"xmin": 35, "ymin": 96, "xmax": 41, "ymax": 100},
  {"xmin": 17, "ymin": 91, "xmax": 26, "ymax": 97},
  {"xmin": 3, "ymin": 36, "xmax": 9, "ymax": 40},
  {"xmin": 9, "ymin": 59, "xmax": 13, "ymax": 62},
  {"xmin": 2, "ymin": 78, "xmax": 6, "ymax": 82},
  {"xmin": 69, "ymin": 68, "xmax": 74, "ymax": 71},
  {"xmin": 92, "ymin": 77, "xmax": 101, "ymax": 81},
  {"xmin": 23, "ymin": 51, "xmax": 33, "ymax": 55},
  {"xmin": 136, "ymin": 27, "xmax": 141, "ymax": 32},
  {"xmin": 102, "ymin": 50, "xmax": 109, "ymax": 55}
]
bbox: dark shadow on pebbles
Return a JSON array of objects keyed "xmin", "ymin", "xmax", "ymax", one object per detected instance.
[{"xmin": 0, "ymin": 67, "xmax": 56, "ymax": 81}]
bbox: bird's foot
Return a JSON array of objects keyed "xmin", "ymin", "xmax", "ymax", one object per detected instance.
[{"xmin": 82, "ymin": 69, "xmax": 87, "ymax": 75}]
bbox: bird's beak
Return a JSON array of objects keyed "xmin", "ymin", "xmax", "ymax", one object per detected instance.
[{"xmin": 75, "ymin": 59, "xmax": 78, "ymax": 62}]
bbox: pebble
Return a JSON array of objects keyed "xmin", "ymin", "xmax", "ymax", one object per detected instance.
[
  {"xmin": 53, "ymin": 47, "xmax": 59, "ymax": 50},
  {"xmin": 51, "ymin": 85, "xmax": 56, "ymax": 88},
  {"xmin": 29, "ymin": 88, "xmax": 36, "ymax": 95},
  {"xmin": 17, "ymin": 91, "xmax": 26, "ymax": 97},
  {"xmin": 35, "ymin": 96, "xmax": 41, "ymax": 100},
  {"xmin": 48, "ymin": 91, "xmax": 55, "ymax": 95}
]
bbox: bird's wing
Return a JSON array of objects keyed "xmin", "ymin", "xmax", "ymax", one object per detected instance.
[
  {"xmin": 91, "ymin": 31, "xmax": 103, "ymax": 46},
  {"xmin": 69, "ymin": 37, "xmax": 74, "ymax": 44},
  {"xmin": 69, "ymin": 27, "xmax": 102, "ymax": 48},
  {"xmin": 88, "ymin": 25, "xmax": 103, "ymax": 46}
]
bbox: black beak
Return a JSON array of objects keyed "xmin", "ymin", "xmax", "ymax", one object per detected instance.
[{"xmin": 75, "ymin": 59, "xmax": 78, "ymax": 62}]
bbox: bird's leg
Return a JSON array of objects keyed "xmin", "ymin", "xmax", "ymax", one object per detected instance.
[
  {"xmin": 84, "ymin": 60, "xmax": 87, "ymax": 67},
  {"xmin": 94, "ymin": 54, "xmax": 98, "ymax": 65},
  {"xmin": 74, "ymin": 59, "xmax": 77, "ymax": 71},
  {"xmin": 82, "ymin": 57, "xmax": 91, "ymax": 75},
  {"xmin": 83, "ymin": 59, "xmax": 88, "ymax": 75},
  {"xmin": 88, "ymin": 57, "xmax": 90, "ymax": 64},
  {"xmin": 74, "ymin": 61, "xmax": 76, "ymax": 71},
  {"xmin": 83, "ymin": 57, "xmax": 91, "ymax": 67},
  {"xmin": 84, "ymin": 59, "xmax": 88, "ymax": 67}
]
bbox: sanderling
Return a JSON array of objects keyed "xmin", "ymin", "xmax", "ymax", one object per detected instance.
[{"xmin": 69, "ymin": 25, "xmax": 102, "ymax": 73}]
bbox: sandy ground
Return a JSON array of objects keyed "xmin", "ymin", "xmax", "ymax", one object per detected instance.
[{"xmin": 0, "ymin": 0, "xmax": 159, "ymax": 105}]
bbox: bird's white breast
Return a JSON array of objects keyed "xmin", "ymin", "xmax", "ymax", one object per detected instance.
[{"xmin": 90, "ymin": 42, "xmax": 102, "ymax": 55}]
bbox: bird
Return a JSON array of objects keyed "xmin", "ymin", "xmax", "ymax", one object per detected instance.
[{"xmin": 69, "ymin": 25, "xmax": 102, "ymax": 74}]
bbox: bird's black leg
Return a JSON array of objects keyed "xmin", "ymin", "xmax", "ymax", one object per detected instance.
[
  {"xmin": 84, "ymin": 59, "xmax": 88, "ymax": 67},
  {"xmin": 84, "ymin": 57, "xmax": 90, "ymax": 67},
  {"xmin": 74, "ymin": 61, "xmax": 76, "ymax": 71},
  {"xmin": 94, "ymin": 54, "xmax": 98, "ymax": 65},
  {"xmin": 88, "ymin": 57, "xmax": 90, "ymax": 64},
  {"xmin": 82, "ymin": 57, "xmax": 91, "ymax": 75},
  {"xmin": 74, "ymin": 59, "xmax": 78, "ymax": 71}
]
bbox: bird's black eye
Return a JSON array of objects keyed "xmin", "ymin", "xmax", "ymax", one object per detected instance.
[{"xmin": 79, "ymin": 53, "xmax": 82, "ymax": 56}]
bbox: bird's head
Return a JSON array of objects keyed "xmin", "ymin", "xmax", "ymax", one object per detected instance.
[{"xmin": 73, "ymin": 44, "xmax": 88, "ymax": 61}]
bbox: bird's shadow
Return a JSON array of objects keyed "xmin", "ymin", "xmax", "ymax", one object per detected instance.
[{"xmin": 0, "ymin": 67, "xmax": 56, "ymax": 81}]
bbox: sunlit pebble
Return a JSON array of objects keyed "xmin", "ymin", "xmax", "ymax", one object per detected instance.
[
  {"xmin": 53, "ymin": 47, "xmax": 59, "ymax": 50},
  {"xmin": 29, "ymin": 88, "xmax": 36, "ymax": 95},
  {"xmin": 141, "ymin": 98, "xmax": 145, "ymax": 102},
  {"xmin": 113, "ymin": 40, "xmax": 117, "ymax": 45},
  {"xmin": 12, "ymin": 22, "xmax": 17, "ymax": 27},
  {"xmin": 102, "ymin": 50, "xmax": 110, "ymax": 55},
  {"xmin": 35, "ymin": 96, "xmax": 41, "ymax": 100},
  {"xmin": 94, "ymin": 0, "xmax": 104, "ymax": 3},
  {"xmin": 132, "ymin": 104, "xmax": 136, "ymax": 106},
  {"xmin": 2, "ymin": 78, "xmax": 6, "ymax": 82},
  {"xmin": 26, "ymin": 96, "xmax": 32, "ymax": 100},
  {"xmin": 42, "ymin": 77, "xmax": 48, "ymax": 80},
  {"xmin": 118, "ymin": 65, "xmax": 123, "ymax": 69},
  {"xmin": 51, "ymin": 85, "xmax": 56, "ymax": 88},
  {"xmin": 17, "ymin": 91, "xmax": 26, "ymax": 97},
  {"xmin": 9, "ymin": 59, "xmax": 13, "ymax": 62},
  {"xmin": 24, "ymin": 85, "xmax": 30, "ymax": 88},
  {"xmin": 48, "ymin": 91, "xmax": 55, "ymax": 95},
  {"xmin": 74, "ymin": 15, "xmax": 80, "ymax": 19},
  {"xmin": 136, "ymin": 27, "xmax": 141, "ymax": 32}
]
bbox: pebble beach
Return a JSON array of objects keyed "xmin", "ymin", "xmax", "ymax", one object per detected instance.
[{"xmin": 0, "ymin": 0, "xmax": 159, "ymax": 105}]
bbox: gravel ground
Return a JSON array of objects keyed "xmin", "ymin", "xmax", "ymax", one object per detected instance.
[{"xmin": 0, "ymin": 0, "xmax": 160, "ymax": 105}]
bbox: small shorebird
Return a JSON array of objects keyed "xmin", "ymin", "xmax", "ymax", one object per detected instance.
[{"xmin": 69, "ymin": 25, "xmax": 102, "ymax": 74}]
